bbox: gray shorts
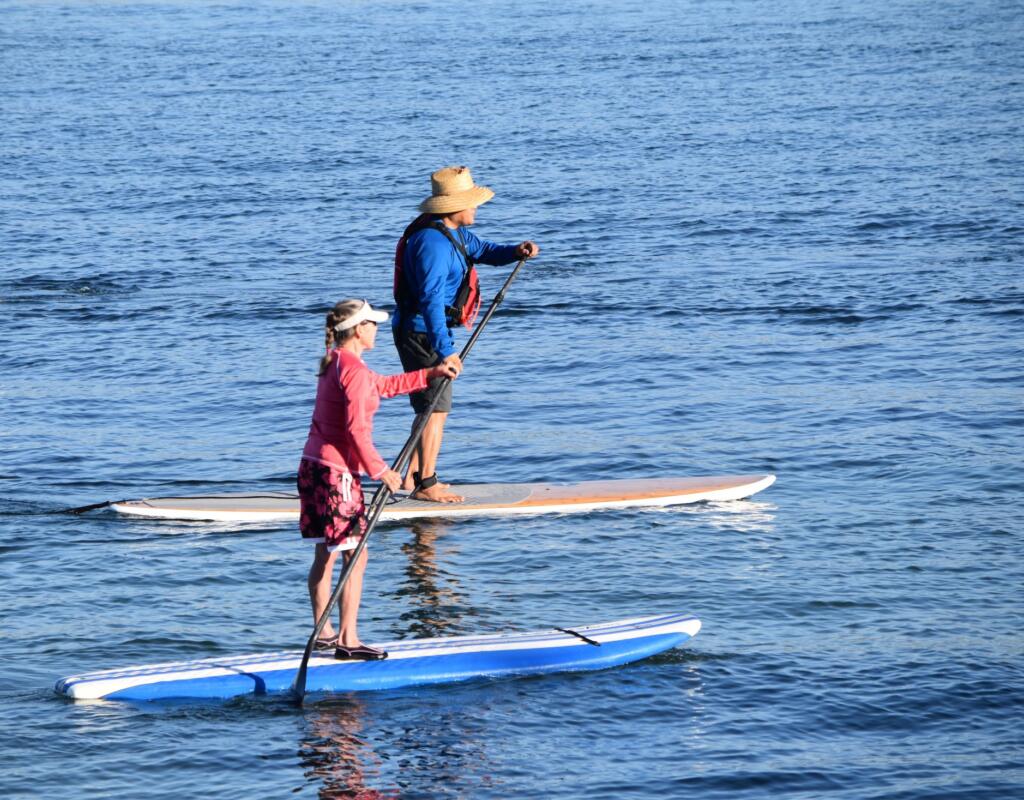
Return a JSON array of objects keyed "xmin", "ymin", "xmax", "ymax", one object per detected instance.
[{"xmin": 393, "ymin": 328, "xmax": 453, "ymax": 414}]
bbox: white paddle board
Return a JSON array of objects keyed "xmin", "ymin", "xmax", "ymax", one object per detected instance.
[{"xmin": 110, "ymin": 474, "xmax": 775, "ymax": 523}]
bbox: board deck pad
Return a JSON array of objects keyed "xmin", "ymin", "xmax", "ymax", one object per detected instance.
[
  {"xmin": 111, "ymin": 474, "xmax": 775, "ymax": 523},
  {"xmin": 55, "ymin": 612, "xmax": 701, "ymax": 702}
]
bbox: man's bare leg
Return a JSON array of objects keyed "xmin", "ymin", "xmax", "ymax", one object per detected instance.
[
  {"xmin": 402, "ymin": 413, "xmax": 450, "ymax": 491},
  {"xmin": 401, "ymin": 446, "xmax": 419, "ymax": 491},
  {"xmin": 411, "ymin": 411, "xmax": 463, "ymax": 502}
]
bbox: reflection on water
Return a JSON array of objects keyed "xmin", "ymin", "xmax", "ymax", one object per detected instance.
[
  {"xmin": 298, "ymin": 691, "xmax": 499, "ymax": 799},
  {"xmin": 654, "ymin": 499, "xmax": 779, "ymax": 535},
  {"xmin": 391, "ymin": 519, "xmax": 480, "ymax": 639},
  {"xmin": 299, "ymin": 696, "xmax": 397, "ymax": 800}
]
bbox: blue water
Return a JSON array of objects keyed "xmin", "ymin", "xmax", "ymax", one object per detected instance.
[{"xmin": 2, "ymin": 0, "xmax": 1023, "ymax": 797}]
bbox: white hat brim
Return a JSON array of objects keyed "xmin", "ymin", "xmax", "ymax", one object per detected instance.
[{"xmin": 336, "ymin": 301, "xmax": 390, "ymax": 331}]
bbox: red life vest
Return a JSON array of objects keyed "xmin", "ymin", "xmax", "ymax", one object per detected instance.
[{"xmin": 394, "ymin": 215, "xmax": 481, "ymax": 330}]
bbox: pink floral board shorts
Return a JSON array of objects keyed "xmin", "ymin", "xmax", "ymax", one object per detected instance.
[{"xmin": 297, "ymin": 459, "xmax": 368, "ymax": 552}]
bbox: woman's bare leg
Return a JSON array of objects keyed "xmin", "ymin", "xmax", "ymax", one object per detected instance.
[
  {"xmin": 308, "ymin": 543, "xmax": 339, "ymax": 638},
  {"xmin": 338, "ymin": 547, "xmax": 368, "ymax": 648}
]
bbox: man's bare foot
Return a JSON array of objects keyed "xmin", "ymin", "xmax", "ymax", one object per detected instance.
[
  {"xmin": 411, "ymin": 483, "xmax": 464, "ymax": 503},
  {"xmin": 401, "ymin": 476, "xmax": 450, "ymax": 492}
]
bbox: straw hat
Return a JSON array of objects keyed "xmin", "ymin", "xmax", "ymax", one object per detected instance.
[{"xmin": 419, "ymin": 166, "xmax": 495, "ymax": 214}]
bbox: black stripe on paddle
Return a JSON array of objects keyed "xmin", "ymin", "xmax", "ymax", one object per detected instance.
[{"xmin": 291, "ymin": 256, "xmax": 528, "ymax": 702}]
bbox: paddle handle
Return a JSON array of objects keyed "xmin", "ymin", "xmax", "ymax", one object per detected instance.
[{"xmin": 293, "ymin": 256, "xmax": 528, "ymax": 700}]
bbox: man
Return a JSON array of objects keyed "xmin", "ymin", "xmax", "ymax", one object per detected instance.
[{"xmin": 392, "ymin": 166, "xmax": 539, "ymax": 502}]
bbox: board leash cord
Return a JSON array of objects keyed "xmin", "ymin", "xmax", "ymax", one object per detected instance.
[{"xmin": 554, "ymin": 628, "xmax": 602, "ymax": 646}]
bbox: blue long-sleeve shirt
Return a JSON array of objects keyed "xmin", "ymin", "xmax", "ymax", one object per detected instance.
[{"xmin": 392, "ymin": 223, "xmax": 520, "ymax": 358}]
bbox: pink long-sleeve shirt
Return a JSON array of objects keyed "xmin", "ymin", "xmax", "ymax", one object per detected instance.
[{"xmin": 301, "ymin": 348, "xmax": 429, "ymax": 478}]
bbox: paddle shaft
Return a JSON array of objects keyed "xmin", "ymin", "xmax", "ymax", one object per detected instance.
[{"xmin": 293, "ymin": 256, "xmax": 528, "ymax": 700}]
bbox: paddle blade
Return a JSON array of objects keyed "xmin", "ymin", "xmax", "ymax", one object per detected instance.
[{"xmin": 290, "ymin": 639, "xmax": 316, "ymax": 704}]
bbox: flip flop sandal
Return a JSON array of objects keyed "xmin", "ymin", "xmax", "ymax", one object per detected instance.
[
  {"xmin": 314, "ymin": 634, "xmax": 340, "ymax": 651},
  {"xmin": 334, "ymin": 643, "xmax": 388, "ymax": 661}
]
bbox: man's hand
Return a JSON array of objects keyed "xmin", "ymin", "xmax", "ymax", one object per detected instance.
[{"xmin": 516, "ymin": 241, "xmax": 540, "ymax": 259}]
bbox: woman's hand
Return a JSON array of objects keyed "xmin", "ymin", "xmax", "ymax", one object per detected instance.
[
  {"xmin": 379, "ymin": 469, "xmax": 402, "ymax": 493},
  {"xmin": 431, "ymin": 355, "xmax": 462, "ymax": 380},
  {"xmin": 516, "ymin": 240, "xmax": 540, "ymax": 259}
]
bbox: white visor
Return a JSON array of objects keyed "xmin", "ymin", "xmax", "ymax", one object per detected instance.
[{"xmin": 334, "ymin": 300, "xmax": 389, "ymax": 332}]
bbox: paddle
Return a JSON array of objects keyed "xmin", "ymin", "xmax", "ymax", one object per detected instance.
[{"xmin": 292, "ymin": 255, "xmax": 529, "ymax": 702}]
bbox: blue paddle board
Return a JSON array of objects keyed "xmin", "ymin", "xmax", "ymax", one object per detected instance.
[{"xmin": 55, "ymin": 612, "xmax": 700, "ymax": 702}]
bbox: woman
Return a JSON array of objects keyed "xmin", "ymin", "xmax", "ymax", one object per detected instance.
[{"xmin": 299, "ymin": 299, "xmax": 460, "ymax": 660}]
